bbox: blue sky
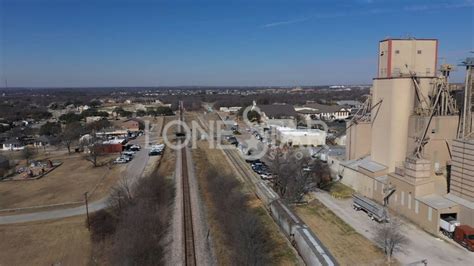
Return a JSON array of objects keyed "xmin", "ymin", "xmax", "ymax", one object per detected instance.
[{"xmin": 0, "ymin": 0, "xmax": 473, "ymax": 87}]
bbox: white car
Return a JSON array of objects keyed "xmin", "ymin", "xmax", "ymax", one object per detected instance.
[
  {"xmin": 114, "ymin": 158, "xmax": 127, "ymax": 164},
  {"xmin": 260, "ymin": 173, "xmax": 273, "ymax": 180},
  {"xmin": 130, "ymin": 144, "xmax": 141, "ymax": 151},
  {"xmin": 151, "ymin": 144, "xmax": 165, "ymax": 150}
]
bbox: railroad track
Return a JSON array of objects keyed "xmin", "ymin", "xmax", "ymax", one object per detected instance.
[
  {"xmin": 179, "ymin": 101, "xmax": 197, "ymax": 266},
  {"xmin": 224, "ymin": 149, "xmax": 256, "ymax": 185},
  {"xmin": 196, "ymin": 113, "xmax": 259, "ymax": 188},
  {"xmin": 182, "ymin": 145, "xmax": 196, "ymax": 266}
]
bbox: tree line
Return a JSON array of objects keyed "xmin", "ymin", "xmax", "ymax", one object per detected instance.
[
  {"xmin": 205, "ymin": 167, "xmax": 277, "ymax": 265},
  {"xmin": 88, "ymin": 171, "xmax": 175, "ymax": 265}
]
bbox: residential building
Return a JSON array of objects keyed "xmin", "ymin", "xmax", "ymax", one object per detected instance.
[
  {"xmin": 121, "ymin": 118, "xmax": 142, "ymax": 132},
  {"xmin": 1, "ymin": 138, "xmax": 25, "ymax": 151},
  {"xmin": 336, "ymin": 100, "xmax": 363, "ymax": 109},
  {"xmin": 257, "ymin": 104, "xmax": 297, "ymax": 120},
  {"xmin": 295, "ymin": 103, "xmax": 350, "ymax": 120}
]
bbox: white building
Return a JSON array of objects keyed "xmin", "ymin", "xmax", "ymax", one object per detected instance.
[
  {"xmin": 1, "ymin": 138, "xmax": 25, "ymax": 151},
  {"xmin": 275, "ymin": 127, "xmax": 326, "ymax": 146},
  {"xmin": 295, "ymin": 103, "xmax": 350, "ymax": 121},
  {"xmin": 219, "ymin": 106, "xmax": 241, "ymax": 113}
]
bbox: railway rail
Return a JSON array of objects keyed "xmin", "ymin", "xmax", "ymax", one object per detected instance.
[{"xmin": 179, "ymin": 101, "xmax": 197, "ymax": 266}]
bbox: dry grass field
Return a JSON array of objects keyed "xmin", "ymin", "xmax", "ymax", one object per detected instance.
[
  {"xmin": 0, "ymin": 215, "xmax": 91, "ymax": 265},
  {"xmin": 295, "ymin": 199, "xmax": 390, "ymax": 266},
  {"xmin": 0, "ymin": 152, "xmax": 123, "ymax": 210}
]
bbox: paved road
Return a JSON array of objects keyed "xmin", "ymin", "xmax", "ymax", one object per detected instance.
[
  {"xmin": 313, "ymin": 191, "xmax": 474, "ymax": 266},
  {"xmin": 0, "ymin": 119, "xmax": 162, "ymax": 225},
  {"xmin": 0, "ymin": 197, "xmax": 108, "ymax": 224}
]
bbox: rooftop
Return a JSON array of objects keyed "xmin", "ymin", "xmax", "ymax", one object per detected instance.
[
  {"xmin": 358, "ymin": 160, "xmax": 387, "ymax": 173},
  {"xmin": 445, "ymin": 193, "xmax": 474, "ymax": 209},
  {"xmin": 417, "ymin": 194, "xmax": 458, "ymax": 210},
  {"xmin": 258, "ymin": 104, "xmax": 297, "ymax": 118},
  {"xmin": 301, "ymin": 103, "xmax": 349, "ymax": 114}
]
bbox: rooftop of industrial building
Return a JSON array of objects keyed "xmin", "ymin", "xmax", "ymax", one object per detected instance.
[
  {"xmin": 359, "ymin": 160, "xmax": 387, "ymax": 173},
  {"xmin": 444, "ymin": 193, "xmax": 474, "ymax": 209},
  {"xmin": 417, "ymin": 194, "xmax": 458, "ymax": 210}
]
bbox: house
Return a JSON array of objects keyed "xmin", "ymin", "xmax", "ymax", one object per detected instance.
[
  {"xmin": 1, "ymin": 138, "xmax": 25, "ymax": 151},
  {"xmin": 295, "ymin": 103, "xmax": 350, "ymax": 121},
  {"xmin": 336, "ymin": 100, "xmax": 363, "ymax": 109},
  {"xmin": 219, "ymin": 107, "xmax": 242, "ymax": 113},
  {"xmin": 121, "ymin": 118, "xmax": 143, "ymax": 132},
  {"xmin": 34, "ymin": 135, "xmax": 53, "ymax": 148},
  {"xmin": 257, "ymin": 104, "xmax": 297, "ymax": 120},
  {"xmin": 86, "ymin": 116, "xmax": 105, "ymax": 123},
  {"xmin": 78, "ymin": 105, "xmax": 90, "ymax": 113}
]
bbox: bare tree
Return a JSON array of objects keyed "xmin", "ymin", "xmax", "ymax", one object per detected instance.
[
  {"xmin": 60, "ymin": 122, "xmax": 83, "ymax": 154},
  {"xmin": 108, "ymin": 177, "xmax": 134, "ymax": 213},
  {"xmin": 374, "ymin": 217, "xmax": 409, "ymax": 263},
  {"xmin": 267, "ymin": 148, "xmax": 329, "ymax": 202},
  {"xmin": 205, "ymin": 167, "xmax": 274, "ymax": 265},
  {"xmin": 267, "ymin": 148, "xmax": 292, "ymax": 198},
  {"xmin": 88, "ymin": 168, "xmax": 174, "ymax": 265},
  {"xmin": 84, "ymin": 143, "xmax": 102, "ymax": 167},
  {"xmin": 81, "ymin": 133, "xmax": 103, "ymax": 167},
  {"xmin": 21, "ymin": 146, "xmax": 36, "ymax": 166}
]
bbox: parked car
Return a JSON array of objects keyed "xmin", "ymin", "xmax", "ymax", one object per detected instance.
[
  {"xmin": 151, "ymin": 144, "xmax": 165, "ymax": 150},
  {"xmin": 130, "ymin": 145, "xmax": 141, "ymax": 151},
  {"xmin": 122, "ymin": 151, "xmax": 135, "ymax": 156},
  {"xmin": 260, "ymin": 173, "xmax": 273, "ymax": 180},
  {"xmin": 149, "ymin": 150, "xmax": 162, "ymax": 156},
  {"xmin": 114, "ymin": 158, "xmax": 127, "ymax": 164}
]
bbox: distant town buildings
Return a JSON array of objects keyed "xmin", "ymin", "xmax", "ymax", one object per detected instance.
[
  {"xmin": 219, "ymin": 106, "xmax": 241, "ymax": 113},
  {"xmin": 295, "ymin": 103, "xmax": 351, "ymax": 121}
]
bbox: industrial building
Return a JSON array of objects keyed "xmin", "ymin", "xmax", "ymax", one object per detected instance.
[
  {"xmin": 340, "ymin": 38, "xmax": 474, "ymax": 235},
  {"xmin": 274, "ymin": 127, "xmax": 326, "ymax": 146}
]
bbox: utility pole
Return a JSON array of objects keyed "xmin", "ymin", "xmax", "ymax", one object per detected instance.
[{"xmin": 84, "ymin": 192, "xmax": 90, "ymax": 231}]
